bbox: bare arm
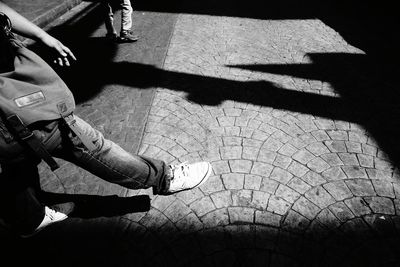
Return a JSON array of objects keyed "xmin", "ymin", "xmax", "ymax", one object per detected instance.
[{"xmin": 0, "ymin": 1, "xmax": 76, "ymax": 66}]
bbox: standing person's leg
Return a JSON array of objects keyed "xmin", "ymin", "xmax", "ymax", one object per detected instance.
[
  {"xmin": 119, "ymin": 0, "xmax": 139, "ymax": 42},
  {"xmin": 120, "ymin": 0, "xmax": 133, "ymax": 32},
  {"xmin": 103, "ymin": 1, "xmax": 118, "ymax": 40}
]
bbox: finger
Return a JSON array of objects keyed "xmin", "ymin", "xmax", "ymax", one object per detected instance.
[
  {"xmin": 63, "ymin": 57, "xmax": 70, "ymax": 67},
  {"xmin": 57, "ymin": 57, "xmax": 64, "ymax": 67},
  {"xmin": 64, "ymin": 47, "xmax": 77, "ymax": 61},
  {"xmin": 59, "ymin": 44, "xmax": 76, "ymax": 61}
]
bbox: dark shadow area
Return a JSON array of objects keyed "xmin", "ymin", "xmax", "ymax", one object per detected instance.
[{"xmin": 1, "ymin": 214, "xmax": 400, "ymax": 267}]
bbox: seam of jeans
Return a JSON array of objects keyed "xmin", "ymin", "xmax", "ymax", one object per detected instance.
[{"xmin": 79, "ymin": 148, "xmax": 146, "ymax": 188}]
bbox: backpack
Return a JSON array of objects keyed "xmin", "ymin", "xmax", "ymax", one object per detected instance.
[
  {"xmin": 0, "ymin": 12, "xmax": 75, "ymax": 170},
  {"xmin": 0, "ymin": 44, "xmax": 77, "ymax": 170}
]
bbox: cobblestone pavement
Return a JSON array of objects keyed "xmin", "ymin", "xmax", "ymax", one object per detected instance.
[
  {"xmin": 3, "ymin": 1, "xmax": 400, "ymax": 267},
  {"xmin": 131, "ymin": 14, "xmax": 400, "ymax": 266}
]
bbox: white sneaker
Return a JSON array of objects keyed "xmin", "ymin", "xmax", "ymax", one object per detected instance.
[
  {"xmin": 21, "ymin": 206, "xmax": 67, "ymax": 238},
  {"xmin": 167, "ymin": 162, "xmax": 212, "ymax": 194}
]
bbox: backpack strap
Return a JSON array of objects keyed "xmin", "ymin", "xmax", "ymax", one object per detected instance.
[
  {"xmin": 57, "ymin": 102, "xmax": 97, "ymax": 152},
  {"xmin": 5, "ymin": 114, "xmax": 60, "ymax": 171}
]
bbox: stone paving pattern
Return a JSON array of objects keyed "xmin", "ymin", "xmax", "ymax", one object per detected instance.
[
  {"xmin": 2, "ymin": 1, "xmax": 400, "ymax": 267},
  {"xmin": 129, "ymin": 15, "xmax": 400, "ymax": 266}
]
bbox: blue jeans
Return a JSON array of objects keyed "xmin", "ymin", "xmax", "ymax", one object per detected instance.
[{"xmin": 0, "ymin": 115, "xmax": 170, "ymax": 234}]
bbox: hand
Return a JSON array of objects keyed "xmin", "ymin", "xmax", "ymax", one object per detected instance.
[{"xmin": 40, "ymin": 34, "xmax": 76, "ymax": 67}]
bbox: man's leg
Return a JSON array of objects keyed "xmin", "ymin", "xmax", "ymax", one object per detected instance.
[
  {"xmin": 103, "ymin": 1, "xmax": 117, "ymax": 40},
  {"xmin": 120, "ymin": 0, "xmax": 133, "ymax": 32},
  {"xmin": 118, "ymin": 0, "xmax": 139, "ymax": 42},
  {"xmin": 52, "ymin": 115, "xmax": 171, "ymax": 194}
]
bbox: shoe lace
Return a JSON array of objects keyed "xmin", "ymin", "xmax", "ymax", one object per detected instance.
[
  {"xmin": 170, "ymin": 162, "xmax": 189, "ymax": 181},
  {"xmin": 46, "ymin": 208, "xmax": 57, "ymax": 221}
]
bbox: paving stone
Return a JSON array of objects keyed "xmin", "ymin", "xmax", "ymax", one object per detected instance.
[
  {"xmin": 251, "ymin": 191, "xmax": 270, "ymax": 210},
  {"xmin": 338, "ymin": 153, "xmax": 359, "ymax": 166},
  {"xmin": 322, "ymin": 166, "xmax": 347, "ymax": 181},
  {"xmin": 348, "ymin": 132, "xmax": 368, "ymax": 143},
  {"xmin": 287, "ymin": 161, "xmax": 310, "ymax": 177},
  {"xmin": 328, "ymin": 202, "xmax": 355, "ymax": 222},
  {"xmin": 267, "ymin": 196, "xmax": 291, "ymax": 215},
  {"xmin": 366, "ymin": 169, "xmax": 392, "ymax": 180},
  {"xmin": 242, "ymin": 146, "xmax": 259, "ymax": 161},
  {"xmin": 293, "ymin": 149, "xmax": 315, "ymax": 164},
  {"xmin": 220, "ymin": 146, "xmax": 243, "ymax": 160},
  {"xmin": 250, "ymin": 162, "xmax": 273, "ymax": 177},
  {"xmin": 244, "ymin": 174, "xmax": 262, "ymax": 190},
  {"xmin": 176, "ymin": 189, "xmax": 204, "ymax": 206},
  {"xmin": 151, "ymin": 195, "xmax": 177, "ymax": 211},
  {"xmin": 311, "ymin": 130, "xmax": 331, "ymax": 141},
  {"xmin": 278, "ymin": 143, "xmax": 298, "ymax": 157},
  {"xmin": 282, "ymin": 210, "xmax": 310, "ymax": 232},
  {"xmin": 190, "ymin": 196, "xmax": 216, "ymax": 217},
  {"xmin": 325, "ymin": 141, "xmax": 347, "ymax": 153},
  {"xmin": 321, "ymin": 153, "xmax": 344, "ymax": 166},
  {"xmin": 228, "ymin": 207, "xmax": 255, "ymax": 224},
  {"xmin": 275, "ymin": 184, "xmax": 301, "ymax": 203},
  {"xmin": 231, "ymin": 189, "xmax": 253, "ymax": 207},
  {"xmin": 175, "ymin": 212, "xmax": 204, "ymax": 233},
  {"xmin": 221, "ymin": 173, "xmax": 245, "ymax": 189},
  {"xmin": 305, "ymin": 186, "xmax": 336, "ymax": 209},
  {"xmin": 345, "ymin": 179, "xmax": 376, "ymax": 196},
  {"xmin": 344, "ymin": 197, "xmax": 371, "ymax": 217},
  {"xmin": 364, "ymin": 197, "xmax": 395, "ymax": 215},
  {"xmin": 257, "ymin": 149, "xmax": 277, "ymax": 164},
  {"xmin": 273, "ymin": 154, "xmax": 292, "ymax": 169},
  {"xmin": 270, "ymin": 167, "xmax": 293, "ymax": 184},
  {"xmin": 302, "ymin": 171, "xmax": 327, "ymax": 186},
  {"xmin": 362, "ymin": 144, "xmax": 377, "ymax": 156},
  {"xmin": 372, "ymin": 180, "xmax": 395, "ymax": 198},
  {"xmin": 287, "ymin": 177, "xmax": 312, "ymax": 194},
  {"xmin": 225, "ymin": 126, "xmax": 241, "ymax": 136},
  {"xmin": 327, "ymin": 130, "xmax": 348, "ymax": 141},
  {"xmin": 357, "ymin": 154, "xmax": 374, "ymax": 168},
  {"xmin": 323, "ymin": 181, "xmax": 353, "ymax": 201},
  {"xmin": 139, "ymin": 208, "xmax": 170, "ymax": 229},
  {"xmin": 201, "ymin": 208, "xmax": 230, "ymax": 228},
  {"xmin": 316, "ymin": 208, "xmax": 342, "ymax": 229},
  {"xmin": 342, "ymin": 166, "xmax": 368, "ymax": 178},
  {"xmin": 260, "ymin": 178, "xmax": 279, "ymax": 194},
  {"xmin": 164, "ymin": 199, "xmax": 192, "ymax": 223},
  {"xmin": 229, "ymin": 159, "xmax": 253, "ymax": 173},
  {"xmin": 210, "ymin": 191, "xmax": 232, "ymax": 209},
  {"xmin": 345, "ymin": 141, "xmax": 362, "ymax": 154},
  {"xmin": 292, "ymin": 196, "xmax": 321, "ymax": 220},
  {"xmin": 211, "ymin": 161, "xmax": 231, "ymax": 175},
  {"xmin": 307, "ymin": 157, "xmax": 330, "ymax": 173}
]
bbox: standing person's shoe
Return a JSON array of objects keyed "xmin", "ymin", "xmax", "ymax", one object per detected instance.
[
  {"xmin": 20, "ymin": 206, "xmax": 68, "ymax": 238},
  {"xmin": 166, "ymin": 162, "xmax": 212, "ymax": 194},
  {"xmin": 118, "ymin": 30, "xmax": 139, "ymax": 42},
  {"xmin": 105, "ymin": 32, "xmax": 118, "ymax": 42}
]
